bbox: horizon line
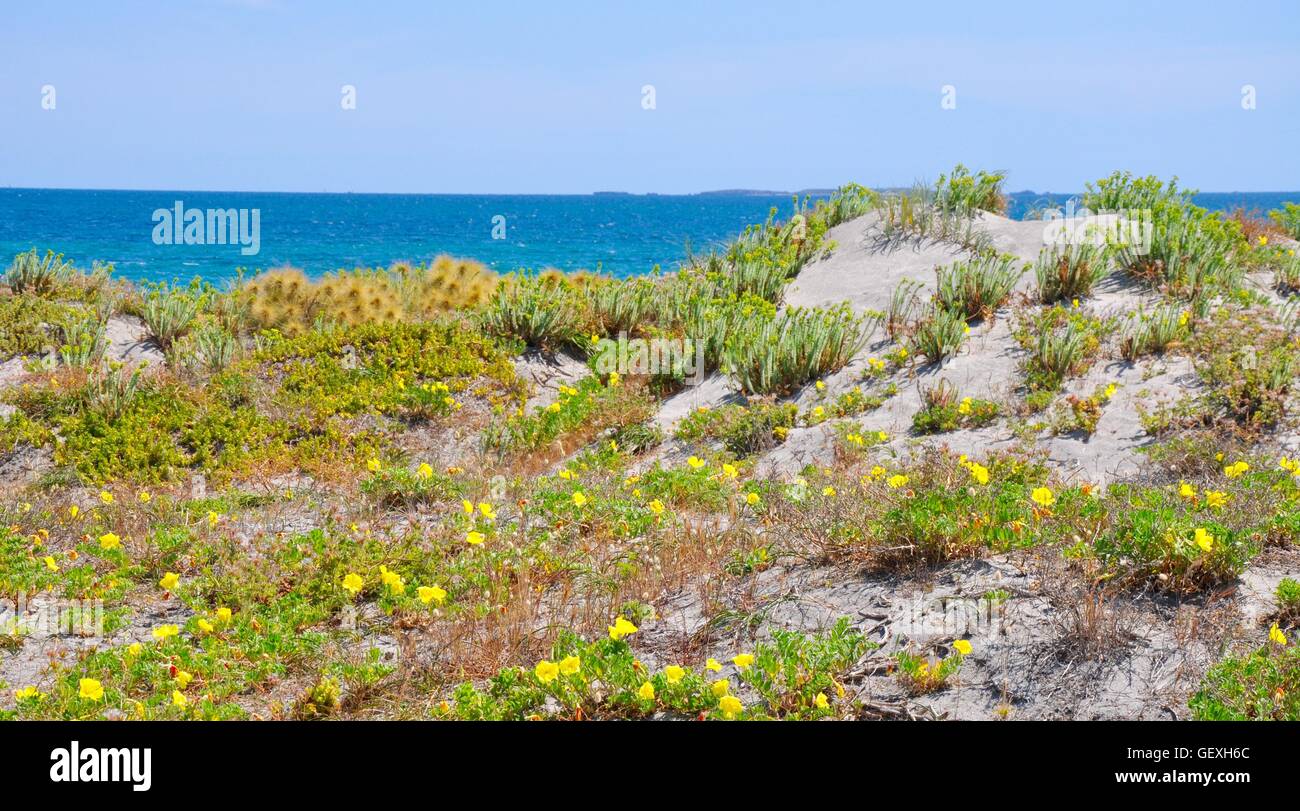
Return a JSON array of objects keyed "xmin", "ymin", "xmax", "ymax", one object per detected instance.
[{"xmin": 6, "ymin": 185, "xmax": 1299, "ymax": 198}]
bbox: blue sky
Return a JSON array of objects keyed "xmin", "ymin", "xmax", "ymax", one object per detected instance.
[{"xmin": 2, "ymin": 0, "xmax": 1297, "ymax": 193}]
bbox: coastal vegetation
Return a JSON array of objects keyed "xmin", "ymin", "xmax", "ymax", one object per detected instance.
[{"xmin": 2, "ymin": 168, "xmax": 1299, "ymax": 721}]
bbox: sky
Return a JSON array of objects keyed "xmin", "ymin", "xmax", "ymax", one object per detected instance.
[{"xmin": 1, "ymin": 0, "xmax": 1298, "ymax": 194}]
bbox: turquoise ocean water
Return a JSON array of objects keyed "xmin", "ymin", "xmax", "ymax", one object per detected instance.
[{"xmin": 1, "ymin": 188, "xmax": 1296, "ymax": 285}]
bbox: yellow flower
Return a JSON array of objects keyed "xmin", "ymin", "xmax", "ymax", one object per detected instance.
[
  {"xmin": 99, "ymin": 490, "xmax": 114, "ymax": 505},
  {"xmin": 1205, "ymin": 490, "xmax": 1228, "ymax": 509},
  {"xmin": 745, "ymin": 492, "xmax": 760, "ymax": 507},
  {"xmin": 138, "ymin": 491, "xmax": 151, "ymax": 503},
  {"xmin": 78, "ymin": 678, "xmax": 104, "ymax": 701},
  {"xmin": 1030, "ymin": 487, "xmax": 1055, "ymax": 508},
  {"xmin": 706, "ymin": 658, "xmax": 722, "ymax": 672},
  {"xmin": 607, "ymin": 372, "xmax": 621, "ymax": 388},
  {"xmin": 98, "ymin": 532, "xmax": 121, "ymax": 550},
  {"xmin": 341, "ymin": 573, "xmax": 364, "ymax": 595},
  {"xmin": 43, "ymin": 555, "xmax": 58, "ymax": 572},
  {"xmin": 1194, "ymin": 527, "xmax": 1214, "ymax": 553},
  {"xmin": 546, "ymin": 401, "xmax": 561, "ymax": 413},
  {"xmin": 814, "ymin": 692, "xmax": 829, "ymax": 709},
  {"xmin": 815, "ymin": 380, "xmax": 826, "ymax": 391},
  {"xmin": 711, "ymin": 679, "xmax": 730, "ymax": 698},
  {"xmin": 416, "ymin": 463, "xmax": 434, "ymax": 480},
  {"xmin": 151, "ymin": 624, "xmax": 179, "ymax": 641},
  {"xmin": 175, "ymin": 670, "xmax": 193, "ymax": 688},
  {"xmin": 687, "ymin": 456, "xmax": 705, "ymax": 470},
  {"xmin": 1178, "ymin": 481, "xmax": 1197, "ymax": 500},
  {"xmin": 571, "ymin": 491, "xmax": 588, "ymax": 508},
  {"xmin": 1258, "ymin": 235, "xmax": 1269, "ymax": 246},
  {"xmin": 822, "ymin": 485, "xmax": 836, "ymax": 497},
  {"xmin": 127, "ymin": 642, "xmax": 142, "ymax": 657},
  {"xmin": 197, "ymin": 619, "xmax": 214, "ymax": 634},
  {"xmin": 559, "ymin": 655, "xmax": 581, "ymax": 676},
  {"xmin": 721, "ymin": 463, "xmax": 738, "ymax": 480},
  {"xmin": 1103, "ymin": 383, "xmax": 1118, "ymax": 400},
  {"xmin": 732, "ymin": 653, "xmax": 754, "ymax": 670},
  {"xmin": 478, "ymin": 502, "xmax": 496, "ymax": 521},
  {"xmin": 366, "ymin": 457, "xmax": 382, "ymax": 472},
  {"xmin": 1223, "ymin": 461, "xmax": 1249, "ymax": 479},
  {"xmin": 664, "ymin": 665, "xmax": 685, "ymax": 684},
  {"xmin": 717, "ymin": 695, "xmax": 743, "ymax": 718},
  {"xmin": 69, "ymin": 505, "xmax": 80, "ymax": 519},
  {"xmin": 466, "ymin": 530, "xmax": 486, "ymax": 545},
  {"xmin": 14, "ymin": 686, "xmax": 43, "ymax": 701},
  {"xmin": 1269, "ymin": 623, "xmax": 1288, "ymax": 646},
  {"xmin": 418, "ymin": 585, "xmax": 447, "ymax": 605},
  {"xmin": 952, "ymin": 639, "xmax": 972, "ymax": 656},
  {"xmin": 608, "ymin": 616, "xmax": 639, "ymax": 640},
  {"xmin": 877, "ymin": 431, "xmax": 889, "ymax": 442},
  {"xmin": 215, "ymin": 607, "xmax": 232, "ymax": 625},
  {"xmin": 172, "ymin": 690, "xmax": 187, "ymax": 707},
  {"xmin": 638, "ymin": 681, "xmax": 655, "ymax": 701},
  {"xmin": 887, "ymin": 474, "xmax": 909, "ymax": 489},
  {"xmin": 968, "ymin": 463, "xmax": 990, "ymax": 485},
  {"xmin": 558, "ymin": 468, "xmax": 574, "ymax": 480},
  {"xmin": 207, "ymin": 511, "xmax": 220, "ymax": 528},
  {"xmin": 159, "ymin": 572, "xmax": 179, "ymax": 591},
  {"xmin": 648, "ymin": 499, "xmax": 665, "ymax": 515},
  {"xmin": 870, "ymin": 465, "xmax": 886, "ymax": 479},
  {"xmin": 534, "ymin": 660, "xmax": 560, "ymax": 683},
  {"xmin": 958, "ymin": 397, "xmax": 972, "ymax": 416}
]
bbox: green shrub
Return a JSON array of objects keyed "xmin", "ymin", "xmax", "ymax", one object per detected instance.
[
  {"xmin": 1082, "ymin": 171, "xmax": 1192, "ymax": 215},
  {"xmin": 1120, "ymin": 302, "xmax": 1189, "ymax": 360},
  {"xmin": 6, "ymin": 248, "xmax": 74, "ymax": 297},
  {"xmin": 361, "ymin": 462, "xmax": 462, "ymax": 509},
  {"xmin": 722, "ymin": 305, "xmax": 874, "ymax": 396},
  {"xmin": 1276, "ymin": 578, "xmax": 1300, "ymax": 624},
  {"xmin": 485, "ymin": 374, "xmax": 652, "ymax": 454},
  {"xmin": 675, "ymin": 402, "xmax": 797, "ymax": 456},
  {"xmin": 815, "ymin": 183, "xmax": 878, "ymax": 228},
  {"xmin": 1034, "ymin": 242, "xmax": 1111, "ymax": 304},
  {"xmin": 909, "ymin": 307, "xmax": 967, "ymax": 365},
  {"xmin": 1275, "ymin": 251, "xmax": 1300, "ymax": 295},
  {"xmin": 934, "ymin": 164, "xmax": 1007, "ymax": 216},
  {"xmin": 912, "ymin": 380, "xmax": 1000, "ymax": 434},
  {"xmin": 481, "ymin": 273, "xmax": 583, "ymax": 350},
  {"xmin": 586, "ymin": 277, "xmax": 658, "ymax": 335},
  {"xmin": 934, "ymin": 253, "xmax": 1023, "ymax": 321},
  {"xmin": 1015, "ymin": 306, "xmax": 1108, "ymax": 393},
  {"xmin": 876, "ymin": 188, "xmax": 995, "ymax": 252},
  {"xmin": 183, "ymin": 325, "xmax": 241, "ymax": 374},
  {"xmin": 57, "ymin": 317, "xmax": 106, "ymax": 368},
  {"xmin": 1268, "ymin": 202, "xmax": 1300, "ymax": 240},
  {"xmin": 1190, "ymin": 644, "xmax": 1300, "ymax": 720},
  {"xmin": 1088, "ymin": 487, "xmax": 1258, "ymax": 592},
  {"xmin": 142, "ymin": 287, "xmax": 201, "ymax": 352}
]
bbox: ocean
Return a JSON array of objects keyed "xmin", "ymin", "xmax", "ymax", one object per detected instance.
[{"xmin": 1, "ymin": 188, "xmax": 1296, "ymax": 286}]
